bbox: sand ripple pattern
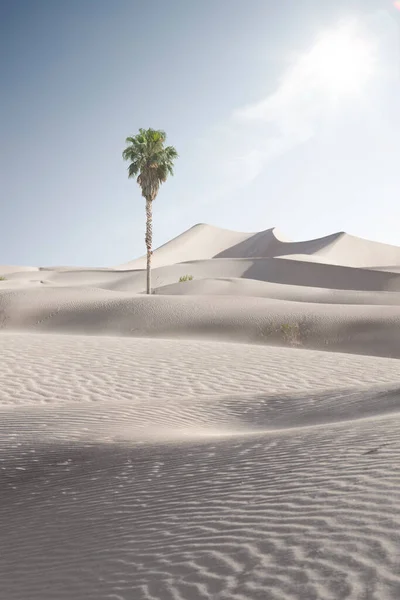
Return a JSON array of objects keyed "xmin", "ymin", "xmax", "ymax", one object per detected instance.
[
  {"xmin": 0, "ymin": 334, "xmax": 399, "ymax": 600},
  {"xmin": 0, "ymin": 334, "xmax": 399, "ymax": 408}
]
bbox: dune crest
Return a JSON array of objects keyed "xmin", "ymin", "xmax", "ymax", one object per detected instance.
[{"xmin": 117, "ymin": 223, "xmax": 400, "ymax": 269}]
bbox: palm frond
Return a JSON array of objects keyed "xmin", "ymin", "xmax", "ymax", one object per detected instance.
[
  {"xmin": 122, "ymin": 146, "xmax": 136, "ymax": 161},
  {"xmin": 156, "ymin": 163, "xmax": 168, "ymax": 182},
  {"xmin": 122, "ymin": 127, "xmax": 178, "ymax": 198},
  {"xmin": 165, "ymin": 145, "xmax": 179, "ymax": 159},
  {"xmin": 128, "ymin": 161, "xmax": 141, "ymax": 178}
]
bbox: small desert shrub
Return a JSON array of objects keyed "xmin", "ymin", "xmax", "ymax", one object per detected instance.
[
  {"xmin": 280, "ymin": 323, "xmax": 302, "ymax": 346},
  {"xmin": 281, "ymin": 320, "xmax": 313, "ymax": 347},
  {"xmin": 260, "ymin": 319, "xmax": 312, "ymax": 347},
  {"xmin": 179, "ymin": 274, "xmax": 193, "ymax": 283},
  {"xmin": 0, "ymin": 276, "xmax": 6, "ymax": 281}
]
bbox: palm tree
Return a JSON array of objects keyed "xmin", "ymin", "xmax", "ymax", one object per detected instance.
[{"xmin": 122, "ymin": 128, "xmax": 178, "ymax": 294}]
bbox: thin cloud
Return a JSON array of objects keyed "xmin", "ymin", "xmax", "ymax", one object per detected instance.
[
  {"xmin": 233, "ymin": 20, "xmax": 376, "ymax": 177},
  {"xmin": 194, "ymin": 18, "xmax": 378, "ymax": 204}
]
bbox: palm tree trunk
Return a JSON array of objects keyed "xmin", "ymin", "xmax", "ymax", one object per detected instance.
[{"xmin": 145, "ymin": 198, "xmax": 152, "ymax": 294}]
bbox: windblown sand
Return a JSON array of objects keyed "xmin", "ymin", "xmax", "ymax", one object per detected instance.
[{"xmin": 0, "ymin": 224, "xmax": 399, "ymax": 600}]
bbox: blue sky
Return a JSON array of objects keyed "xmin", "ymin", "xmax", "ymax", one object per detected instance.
[{"xmin": 1, "ymin": 0, "xmax": 400, "ymax": 266}]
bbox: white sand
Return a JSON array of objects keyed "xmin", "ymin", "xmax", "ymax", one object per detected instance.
[{"xmin": 0, "ymin": 224, "xmax": 399, "ymax": 600}]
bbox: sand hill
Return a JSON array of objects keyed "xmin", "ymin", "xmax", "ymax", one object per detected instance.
[{"xmin": 0, "ymin": 224, "xmax": 399, "ymax": 600}]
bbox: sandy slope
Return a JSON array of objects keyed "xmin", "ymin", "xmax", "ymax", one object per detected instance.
[
  {"xmin": 0, "ymin": 335, "xmax": 399, "ymax": 600},
  {"xmin": 0, "ymin": 287, "xmax": 400, "ymax": 358},
  {"xmin": 117, "ymin": 224, "xmax": 400, "ymax": 269},
  {"xmin": 0, "ymin": 224, "xmax": 399, "ymax": 600}
]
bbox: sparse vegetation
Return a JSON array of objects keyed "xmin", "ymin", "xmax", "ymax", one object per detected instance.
[
  {"xmin": 179, "ymin": 275, "xmax": 193, "ymax": 283},
  {"xmin": 0, "ymin": 276, "xmax": 6, "ymax": 281},
  {"xmin": 260, "ymin": 319, "xmax": 312, "ymax": 348},
  {"xmin": 280, "ymin": 323, "xmax": 302, "ymax": 346}
]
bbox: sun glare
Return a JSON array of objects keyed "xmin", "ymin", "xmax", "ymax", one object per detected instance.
[{"xmin": 304, "ymin": 23, "xmax": 376, "ymax": 95}]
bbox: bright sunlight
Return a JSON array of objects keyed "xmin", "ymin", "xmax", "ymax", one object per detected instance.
[{"xmin": 303, "ymin": 22, "xmax": 376, "ymax": 95}]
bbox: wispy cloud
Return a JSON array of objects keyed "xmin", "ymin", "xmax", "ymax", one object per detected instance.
[{"xmin": 196, "ymin": 19, "xmax": 378, "ymax": 203}]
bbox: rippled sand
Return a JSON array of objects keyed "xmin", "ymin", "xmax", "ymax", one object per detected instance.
[
  {"xmin": 1, "ymin": 224, "xmax": 399, "ymax": 599},
  {"xmin": 0, "ymin": 335, "xmax": 399, "ymax": 599}
]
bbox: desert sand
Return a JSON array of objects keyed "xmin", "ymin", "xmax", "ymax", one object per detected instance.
[{"xmin": 0, "ymin": 224, "xmax": 399, "ymax": 600}]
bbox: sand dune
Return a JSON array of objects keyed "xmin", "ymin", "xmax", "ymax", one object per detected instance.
[
  {"xmin": 0, "ymin": 224, "xmax": 399, "ymax": 599},
  {"xmin": 0, "ymin": 265, "xmax": 39, "ymax": 274},
  {"xmin": 154, "ymin": 276, "xmax": 400, "ymax": 303},
  {"xmin": 0, "ymin": 286, "xmax": 400, "ymax": 358},
  {"xmin": 118, "ymin": 223, "xmax": 400, "ymax": 269},
  {"xmin": 4, "ymin": 257, "xmax": 400, "ymax": 294}
]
